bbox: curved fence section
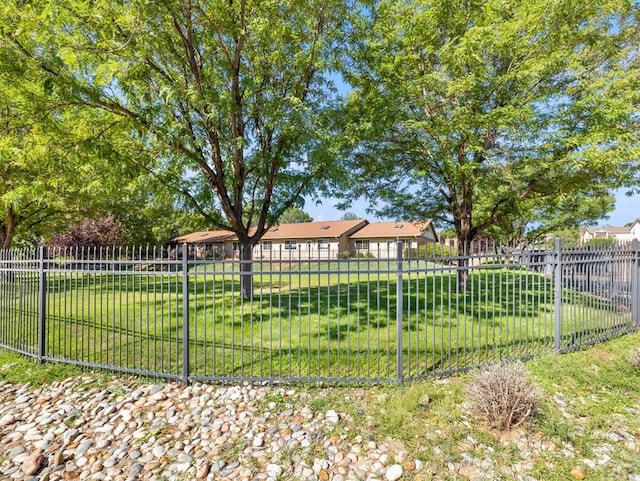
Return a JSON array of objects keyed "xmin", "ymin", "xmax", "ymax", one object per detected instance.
[{"xmin": 0, "ymin": 241, "xmax": 638, "ymax": 383}]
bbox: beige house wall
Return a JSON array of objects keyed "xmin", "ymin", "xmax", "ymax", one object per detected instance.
[
  {"xmin": 353, "ymin": 238, "xmax": 424, "ymax": 259},
  {"xmin": 253, "ymin": 238, "xmax": 343, "ymax": 259}
]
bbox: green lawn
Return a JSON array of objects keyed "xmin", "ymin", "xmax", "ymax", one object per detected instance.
[{"xmin": 0, "ymin": 259, "xmax": 633, "ymax": 382}]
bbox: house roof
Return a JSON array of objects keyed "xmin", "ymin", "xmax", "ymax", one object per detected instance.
[
  {"xmin": 172, "ymin": 219, "xmax": 369, "ymax": 244},
  {"xmin": 172, "ymin": 230, "xmax": 236, "ymax": 244},
  {"xmin": 582, "ymin": 226, "xmax": 631, "ymax": 235},
  {"xmin": 349, "ymin": 221, "xmax": 435, "ymax": 239},
  {"xmin": 261, "ymin": 219, "xmax": 368, "ymax": 240}
]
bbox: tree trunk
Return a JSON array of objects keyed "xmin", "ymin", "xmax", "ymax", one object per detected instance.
[
  {"xmin": 1, "ymin": 205, "xmax": 16, "ymax": 250},
  {"xmin": 455, "ymin": 197, "xmax": 474, "ymax": 292},
  {"xmin": 457, "ymin": 237, "xmax": 471, "ymax": 292},
  {"xmin": 239, "ymin": 240, "xmax": 254, "ymax": 300},
  {"xmin": 0, "ymin": 220, "xmax": 15, "ymax": 283}
]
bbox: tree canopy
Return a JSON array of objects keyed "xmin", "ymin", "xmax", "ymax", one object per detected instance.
[
  {"xmin": 2, "ymin": 0, "xmax": 350, "ymax": 296},
  {"xmin": 336, "ymin": 0, "xmax": 640, "ymax": 257},
  {"xmin": 0, "ymin": 60, "xmax": 150, "ymax": 249},
  {"xmin": 279, "ymin": 206, "xmax": 313, "ymax": 224},
  {"xmin": 340, "ymin": 212, "xmax": 360, "ymax": 221}
]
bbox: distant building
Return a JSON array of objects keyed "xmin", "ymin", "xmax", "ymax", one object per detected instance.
[
  {"xmin": 172, "ymin": 218, "xmax": 438, "ymax": 259},
  {"xmin": 580, "ymin": 219, "xmax": 640, "ymax": 245},
  {"xmin": 347, "ymin": 221, "xmax": 438, "ymax": 259},
  {"xmin": 255, "ymin": 219, "xmax": 368, "ymax": 259},
  {"xmin": 172, "ymin": 230, "xmax": 236, "ymax": 259}
]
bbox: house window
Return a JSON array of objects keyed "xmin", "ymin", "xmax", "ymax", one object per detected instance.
[
  {"xmin": 355, "ymin": 240, "xmax": 369, "ymax": 250},
  {"xmin": 284, "ymin": 240, "xmax": 297, "ymax": 250},
  {"xmin": 232, "ymin": 242, "xmax": 239, "ymax": 251},
  {"xmin": 317, "ymin": 240, "xmax": 329, "ymax": 250},
  {"xmin": 261, "ymin": 241, "xmax": 272, "ymax": 251}
]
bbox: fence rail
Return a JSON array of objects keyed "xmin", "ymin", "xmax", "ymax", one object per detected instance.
[{"xmin": 0, "ymin": 240, "xmax": 638, "ymax": 383}]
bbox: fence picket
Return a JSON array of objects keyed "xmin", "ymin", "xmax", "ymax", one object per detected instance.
[{"xmin": 0, "ymin": 240, "xmax": 637, "ymax": 383}]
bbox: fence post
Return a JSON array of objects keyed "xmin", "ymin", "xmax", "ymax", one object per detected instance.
[
  {"xmin": 632, "ymin": 239, "xmax": 639, "ymax": 328},
  {"xmin": 182, "ymin": 243, "xmax": 190, "ymax": 385},
  {"xmin": 37, "ymin": 246, "xmax": 47, "ymax": 363},
  {"xmin": 396, "ymin": 241, "xmax": 404, "ymax": 384},
  {"xmin": 554, "ymin": 238, "xmax": 563, "ymax": 352}
]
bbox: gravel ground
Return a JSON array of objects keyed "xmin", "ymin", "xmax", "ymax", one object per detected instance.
[
  {"xmin": 0, "ymin": 378, "xmax": 414, "ymax": 481},
  {"xmin": 0, "ymin": 375, "xmax": 639, "ymax": 481}
]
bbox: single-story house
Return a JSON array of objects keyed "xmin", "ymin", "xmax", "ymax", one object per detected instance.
[
  {"xmin": 171, "ymin": 230, "xmax": 236, "ymax": 259},
  {"xmin": 255, "ymin": 219, "xmax": 368, "ymax": 259},
  {"xmin": 580, "ymin": 219, "xmax": 640, "ymax": 245},
  {"xmin": 171, "ymin": 219, "xmax": 369, "ymax": 260},
  {"xmin": 347, "ymin": 221, "xmax": 438, "ymax": 259},
  {"xmin": 172, "ymin": 218, "xmax": 439, "ymax": 260}
]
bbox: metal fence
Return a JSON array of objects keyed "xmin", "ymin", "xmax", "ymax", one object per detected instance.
[{"xmin": 0, "ymin": 240, "xmax": 638, "ymax": 383}]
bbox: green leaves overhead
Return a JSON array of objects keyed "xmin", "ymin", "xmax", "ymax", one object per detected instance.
[
  {"xmin": 338, "ymin": 0, "xmax": 640, "ymax": 247},
  {"xmin": 2, "ymin": 0, "xmax": 639, "ymax": 258},
  {"xmin": 2, "ymin": 0, "xmax": 349, "ymax": 247}
]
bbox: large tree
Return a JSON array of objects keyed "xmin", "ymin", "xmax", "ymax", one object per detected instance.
[
  {"xmin": 0, "ymin": 100, "xmax": 54, "ymax": 249},
  {"xmin": 337, "ymin": 0, "xmax": 640, "ymax": 287},
  {"xmin": 2, "ymin": 0, "xmax": 348, "ymax": 297}
]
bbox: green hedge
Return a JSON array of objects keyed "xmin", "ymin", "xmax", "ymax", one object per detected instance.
[
  {"xmin": 404, "ymin": 243, "xmax": 456, "ymax": 260},
  {"xmin": 584, "ymin": 238, "xmax": 618, "ymax": 249}
]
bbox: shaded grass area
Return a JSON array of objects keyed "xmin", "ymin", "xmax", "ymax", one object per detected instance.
[{"xmin": 0, "ymin": 263, "xmax": 633, "ymax": 381}]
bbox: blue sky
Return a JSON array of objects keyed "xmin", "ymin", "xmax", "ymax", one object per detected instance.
[
  {"xmin": 607, "ymin": 189, "xmax": 640, "ymax": 226},
  {"xmin": 305, "ymin": 189, "xmax": 639, "ymax": 227}
]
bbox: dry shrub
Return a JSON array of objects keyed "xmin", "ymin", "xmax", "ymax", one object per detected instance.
[
  {"xmin": 467, "ymin": 361, "xmax": 540, "ymax": 430},
  {"xmin": 629, "ymin": 348, "xmax": 640, "ymax": 369}
]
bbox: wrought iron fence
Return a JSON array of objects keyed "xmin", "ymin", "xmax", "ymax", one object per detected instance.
[{"xmin": 0, "ymin": 240, "xmax": 638, "ymax": 383}]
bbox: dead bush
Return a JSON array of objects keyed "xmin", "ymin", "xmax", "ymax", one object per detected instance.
[
  {"xmin": 629, "ymin": 348, "xmax": 640, "ymax": 369},
  {"xmin": 467, "ymin": 361, "xmax": 540, "ymax": 430}
]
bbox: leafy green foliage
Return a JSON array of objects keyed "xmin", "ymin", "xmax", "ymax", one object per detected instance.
[
  {"xmin": 2, "ymin": 0, "xmax": 348, "ymax": 242},
  {"xmin": 0, "ymin": 41, "xmax": 161, "ymax": 248},
  {"xmin": 542, "ymin": 227, "xmax": 581, "ymax": 249},
  {"xmin": 340, "ymin": 212, "xmax": 360, "ymax": 221},
  {"xmin": 404, "ymin": 243, "xmax": 456, "ymax": 260},
  {"xmin": 584, "ymin": 238, "xmax": 619, "ymax": 249},
  {"xmin": 278, "ymin": 206, "xmax": 313, "ymax": 224},
  {"xmin": 0, "ymin": 71, "xmax": 75, "ymax": 248},
  {"xmin": 336, "ymin": 0, "xmax": 640, "ymax": 251},
  {"xmin": 2, "ymin": 0, "xmax": 351, "ymax": 297}
]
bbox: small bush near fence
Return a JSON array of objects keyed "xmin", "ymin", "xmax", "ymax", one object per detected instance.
[
  {"xmin": 339, "ymin": 251, "xmax": 376, "ymax": 259},
  {"xmin": 467, "ymin": 361, "xmax": 541, "ymax": 430},
  {"xmin": 584, "ymin": 238, "xmax": 619, "ymax": 249}
]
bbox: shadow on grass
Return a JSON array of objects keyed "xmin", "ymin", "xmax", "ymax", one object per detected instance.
[{"xmin": 1, "ymin": 265, "xmax": 632, "ymax": 381}]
